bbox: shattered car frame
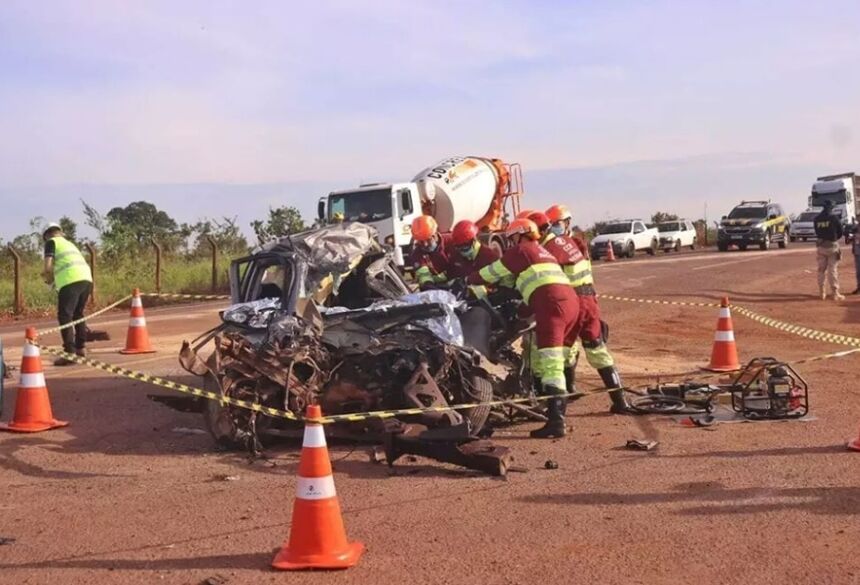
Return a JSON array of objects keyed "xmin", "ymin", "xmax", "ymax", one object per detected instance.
[{"xmin": 178, "ymin": 223, "xmax": 515, "ymax": 474}]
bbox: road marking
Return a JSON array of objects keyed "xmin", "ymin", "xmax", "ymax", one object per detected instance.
[{"xmin": 691, "ymin": 257, "xmax": 767, "ymax": 271}]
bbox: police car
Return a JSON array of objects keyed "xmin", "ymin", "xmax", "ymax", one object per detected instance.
[{"xmin": 717, "ymin": 201, "xmax": 790, "ymax": 252}]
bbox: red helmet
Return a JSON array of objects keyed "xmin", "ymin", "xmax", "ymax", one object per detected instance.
[
  {"xmin": 546, "ymin": 204, "xmax": 572, "ymax": 223},
  {"xmin": 451, "ymin": 220, "xmax": 479, "ymax": 246},
  {"xmin": 528, "ymin": 211, "xmax": 550, "ymax": 229},
  {"xmin": 516, "ymin": 209, "xmax": 537, "ymax": 220},
  {"xmin": 411, "ymin": 215, "xmax": 438, "ymax": 242},
  {"xmin": 505, "ymin": 218, "xmax": 540, "ymax": 240}
]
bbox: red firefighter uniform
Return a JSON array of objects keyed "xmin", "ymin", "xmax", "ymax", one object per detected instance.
[
  {"xmin": 540, "ymin": 231, "xmax": 629, "ymax": 413},
  {"xmin": 410, "ymin": 233, "xmax": 453, "ymax": 289},
  {"xmin": 467, "ymin": 240, "xmax": 580, "ymax": 395},
  {"xmin": 446, "ymin": 242, "xmax": 500, "ymax": 279}
]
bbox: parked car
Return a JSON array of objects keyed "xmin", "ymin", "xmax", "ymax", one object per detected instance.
[
  {"xmin": 590, "ymin": 220, "xmax": 659, "ymax": 259},
  {"xmin": 717, "ymin": 200, "xmax": 790, "ymax": 252},
  {"xmin": 657, "ymin": 219, "xmax": 697, "ymax": 252},
  {"xmin": 789, "ymin": 210, "xmax": 818, "ymax": 242}
]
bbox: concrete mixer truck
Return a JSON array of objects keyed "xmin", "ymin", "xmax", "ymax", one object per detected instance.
[{"xmin": 317, "ymin": 156, "xmax": 524, "ymax": 265}]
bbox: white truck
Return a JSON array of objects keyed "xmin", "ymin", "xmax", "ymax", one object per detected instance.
[
  {"xmin": 589, "ymin": 219, "xmax": 659, "ymax": 259},
  {"xmin": 810, "ymin": 172, "xmax": 858, "ymax": 231},
  {"xmin": 656, "ymin": 219, "xmax": 698, "ymax": 252},
  {"xmin": 318, "ymin": 156, "xmax": 523, "ymax": 265}
]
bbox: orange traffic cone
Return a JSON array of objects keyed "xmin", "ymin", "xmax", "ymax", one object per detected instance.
[
  {"xmin": 272, "ymin": 404, "xmax": 364, "ymax": 571},
  {"xmin": 605, "ymin": 243, "xmax": 616, "ymax": 262},
  {"xmin": 848, "ymin": 426, "xmax": 860, "ymax": 451},
  {"xmin": 120, "ymin": 289, "xmax": 155, "ymax": 354},
  {"xmin": 0, "ymin": 328, "xmax": 69, "ymax": 433},
  {"xmin": 704, "ymin": 296, "xmax": 740, "ymax": 372}
]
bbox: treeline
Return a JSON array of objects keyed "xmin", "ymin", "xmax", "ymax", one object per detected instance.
[{"xmin": 1, "ymin": 201, "xmax": 309, "ymax": 262}]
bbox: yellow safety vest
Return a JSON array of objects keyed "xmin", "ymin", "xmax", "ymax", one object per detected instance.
[
  {"xmin": 51, "ymin": 236, "xmax": 92, "ymax": 289},
  {"xmin": 479, "ymin": 259, "xmax": 568, "ymax": 304}
]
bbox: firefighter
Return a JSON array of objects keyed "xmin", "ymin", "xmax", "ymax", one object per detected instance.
[
  {"xmin": 467, "ymin": 218, "xmax": 580, "ymax": 438},
  {"xmin": 410, "ymin": 215, "xmax": 452, "ymax": 290},
  {"xmin": 42, "ymin": 222, "xmax": 93, "ymax": 366},
  {"xmin": 546, "ymin": 204, "xmax": 575, "ymax": 237},
  {"xmin": 446, "ymin": 220, "xmax": 500, "ymax": 278},
  {"xmin": 530, "ymin": 210, "xmax": 631, "ymax": 414},
  {"xmin": 814, "ymin": 200, "xmax": 844, "ymax": 301}
]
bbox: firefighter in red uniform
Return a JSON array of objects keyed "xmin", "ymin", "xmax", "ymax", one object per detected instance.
[
  {"xmin": 467, "ymin": 218, "xmax": 580, "ymax": 438},
  {"xmin": 446, "ymin": 220, "xmax": 500, "ymax": 278},
  {"xmin": 537, "ymin": 207, "xmax": 631, "ymax": 414},
  {"xmin": 409, "ymin": 216, "xmax": 452, "ymax": 290}
]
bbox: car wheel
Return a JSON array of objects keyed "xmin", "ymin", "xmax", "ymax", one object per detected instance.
[
  {"xmin": 626, "ymin": 241, "xmax": 635, "ymax": 258},
  {"xmin": 717, "ymin": 243, "xmax": 728, "ymax": 252},
  {"xmin": 646, "ymin": 239, "xmax": 657, "ymax": 256},
  {"xmin": 778, "ymin": 233, "xmax": 788, "ymax": 249},
  {"xmin": 674, "ymin": 240, "xmax": 681, "ymax": 253},
  {"xmin": 759, "ymin": 231, "xmax": 771, "ymax": 251},
  {"xmin": 690, "ymin": 238, "xmax": 697, "ymax": 250}
]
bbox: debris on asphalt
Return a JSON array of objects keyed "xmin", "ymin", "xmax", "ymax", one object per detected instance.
[
  {"xmin": 0, "ymin": 537, "xmax": 15, "ymax": 546},
  {"xmin": 544, "ymin": 460, "xmax": 559, "ymax": 470},
  {"xmin": 625, "ymin": 439, "xmax": 658, "ymax": 451},
  {"xmin": 171, "ymin": 427, "xmax": 207, "ymax": 435}
]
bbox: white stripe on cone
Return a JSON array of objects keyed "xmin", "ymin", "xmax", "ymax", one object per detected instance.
[
  {"xmin": 296, "ymin": 475, "xmax": 336, "ymax": 500},
  {"xmin": 719, "ymin": 308, "xmax": 731, "ymax": 318},
  {"xmin": 714, "ymin": 330, "xmax": 735, "ymax": 342},
  {"xmin": 303, "ymin": 424, "xmax": 327, "ymax": 448},
  {"xmin": 20, "ymin": 372, "xmax": 46, "ymax": 387},
  {"xmin": 131, "ymin": 296, "xmax": 142, "ymax": 308},
  {"xmin": 23, "ymin": 344, "xmax": 39, "ymax": 357},
  {"xmin": 128, "ymin": 317, "xmax": 147, "ymax": 327}
]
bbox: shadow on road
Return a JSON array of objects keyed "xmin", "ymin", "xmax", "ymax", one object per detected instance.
[{"xmin": 518, "ymin": 482, "xmax": 860, "ymax": 516}]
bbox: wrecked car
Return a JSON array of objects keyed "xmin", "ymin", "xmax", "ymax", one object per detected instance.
[{"xmin": 177, "ymin": 223, "xmax": 527, "ymax": 474}]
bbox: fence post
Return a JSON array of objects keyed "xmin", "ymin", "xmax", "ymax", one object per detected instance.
[
  {"xmin": 151, "ymin": 238, "xmax": 162, "ymax": 294},
  {"xmin": 7, "ymin": 245, "xmax": 23, "ymax": 315},
  {"xmin": 85, "ymin": 243, "xmax": 97, "ymax": 306},
  {"xmin": 207, "ymin": 236, "xmax": 218, "ymax": 293}
]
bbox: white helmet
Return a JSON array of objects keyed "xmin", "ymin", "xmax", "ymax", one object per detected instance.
[{"xmin": 42, "ymin": 222, "xmax": 62, "ymax": 236}]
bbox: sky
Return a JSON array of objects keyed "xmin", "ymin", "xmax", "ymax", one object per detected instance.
[{"xmin": 2, "ymin": 0, "xmax": 860, "ymax": 240}]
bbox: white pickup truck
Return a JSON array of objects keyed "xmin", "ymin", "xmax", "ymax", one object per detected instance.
[
  {"xmin": 590, "ymin": 219, "xmax": 659, "ymax": 259},
  {"xmin": 657, "ymin": 219, "xmax": 698, "ymax": 252}
]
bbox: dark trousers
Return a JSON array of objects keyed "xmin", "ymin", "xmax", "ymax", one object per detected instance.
[{"xmin": 58, "ymin": 281, "xmax": 92, "ymax": 353}]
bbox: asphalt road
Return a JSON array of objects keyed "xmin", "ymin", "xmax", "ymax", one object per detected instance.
[{"xmin": 0, "ymin": 242, "xmax": 858, "ymax": 585}]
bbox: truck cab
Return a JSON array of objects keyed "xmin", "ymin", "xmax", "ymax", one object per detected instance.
[
  {"xmin": 319, "ymin": 183, "xmax": 422, "ymax": 266},
  {"xmin": 810, "ymin": 173, "xmax": 858, "ymax": 231}
]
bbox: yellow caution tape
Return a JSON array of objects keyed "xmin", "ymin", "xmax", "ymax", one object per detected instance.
[
  {"xmin": 143, "ymin": 293, "xmax": 231, "ymax": 301},
  {"xmin": 35, "ymin": 295, "xmax": 133, "ymax": 337},
  {"xmin": 598, "ymin": 294, "xmax": 719, "ymax": 308},
  {"xmin": 729, "ymin": 305, "xmax": 860, "ymax": 348}
]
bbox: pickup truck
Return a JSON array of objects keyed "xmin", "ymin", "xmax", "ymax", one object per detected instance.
[{"xmin": 590, "ymin": 219, "xmax": 659, "ymax": 259}]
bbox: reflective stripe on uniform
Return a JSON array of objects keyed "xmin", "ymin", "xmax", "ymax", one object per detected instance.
[
  {"xmin": 563, "ymin": 260, "xmax": 594, "ymax": 287},
  {"xmin": 584, "ymin": 343, "xmax": 615, "ymax": 369},
  {"xmin": 415, "ymin": 266, "xmax": 435, "ymax": 284},
  {"xmin": 563, "ymin": 344, "xmax": 580, "ymax": 367},
  {"xmin": 538, "ymin": 346, "xmax": 566, "ymax": 392},
  {"xmin": 479, "ymin": 260, "xmax": 513, "ymax": 283},
  {"xmin": 516, "ymin": 263, "xmax": 569, "ymax": 304}
]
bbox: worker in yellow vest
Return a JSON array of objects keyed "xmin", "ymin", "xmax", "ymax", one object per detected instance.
[{"xmin": 42, "ymin": 222, "xmax": 93, "ymax": 366}]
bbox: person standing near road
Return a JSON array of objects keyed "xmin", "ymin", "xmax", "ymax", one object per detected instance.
[
  {"xmin": 42, "ymin": 222, "xmax": 93, "ymax": 365},
  {"xmin": 851, "ymin": 223, "xmax": 860, "ymax": 295},
  {"xmin": 814, "ymin": 200, "xmax": 844, "ymax": 301}
]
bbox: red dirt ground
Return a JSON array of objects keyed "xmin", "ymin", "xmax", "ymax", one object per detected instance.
[{"xmin": 0, "ymin": 241, "xmax": 858, "ymax": 585}]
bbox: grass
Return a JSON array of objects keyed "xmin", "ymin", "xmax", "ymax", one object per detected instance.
[{"xmin": 0, "ymin": 254, "xmax": 234, "ymax": 317}]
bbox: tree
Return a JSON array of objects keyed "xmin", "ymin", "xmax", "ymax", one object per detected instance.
[
  {"xmin": 83, "ymin": 200, "xmax": 188, "ymax": 257},
  {"xmin": 251, "ymin": 206, "xmax": 307, "ymax": 244},
  {"xmin": 188, "ymin": 217, "xmax": 249, "ymax": 256},
  {"xmin": 651, "ymin": 211, "xmax": 679, "ymax": 225}
]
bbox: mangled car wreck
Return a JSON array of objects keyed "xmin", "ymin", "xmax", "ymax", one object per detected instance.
[{"xmin": 178, "ymin": 224, "xmax": 536, "ymax": 475}]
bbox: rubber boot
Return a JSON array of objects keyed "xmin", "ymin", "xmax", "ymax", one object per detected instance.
[
  {"xmin": 530, "ymin": 397, "xmax": 567, "ymax": 439},
  {"xmin": 598, "ymin": 366, "xmax": 632, "ymax": 414},
  {"xmin": 565, "ymin": 366, "xmax": 582, "ymax": 401}
]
